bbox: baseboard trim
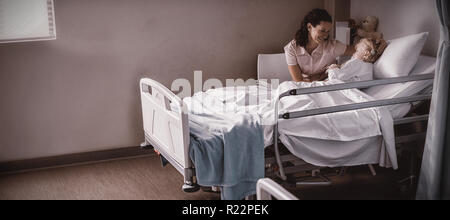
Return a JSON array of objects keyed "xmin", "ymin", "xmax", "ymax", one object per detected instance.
[{"xmin": 0, "ymin": 146, "xmax": 155, "ymax": 175}]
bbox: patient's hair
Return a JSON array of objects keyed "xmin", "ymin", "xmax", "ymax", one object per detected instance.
[
  {"xmin": 359, "ymin": 38, "xmax": 388, "ymax": 63},
  {"xmin": 295, "ymin": 9, "xmax": 332, "ymax": 47}
]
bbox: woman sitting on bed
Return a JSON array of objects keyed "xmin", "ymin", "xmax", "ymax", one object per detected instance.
[
  {"xmin": 284, "ymin": 8, "xmax": 355, "ymax": 82},
  {"xmin": 326, "ymin": 38, "xmax": 388, "ymax": 82}
]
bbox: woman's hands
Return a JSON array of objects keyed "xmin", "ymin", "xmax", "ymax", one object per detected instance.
[
  {"xmin": 288, "ymin": 64, "xmax": 336, "ymax": 82},
  {"xmin": 310, "ymin": 72, "xmax": 328, "ymax": 81},
  {"xmin": 307, "ymin": 66, "xmax": 331, "ymax": 82},
  {"xmin": 288, "ymin": 65, "xmax": 304, "ymax": 82},
  {"xmin": 304, "ymin": 68, "xmax": 328, "ymax": 82}
]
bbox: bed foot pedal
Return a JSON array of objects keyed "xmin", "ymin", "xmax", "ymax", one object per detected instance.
[
  {"xmin": 296, "ymin": 173, "xmax": 332, "ymax": 186},
  {"xmin": 160, "ymin": 155, "xmax": 169, "ymax": 167}
]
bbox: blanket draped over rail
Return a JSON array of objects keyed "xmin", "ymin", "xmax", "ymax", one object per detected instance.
[{"xmin": 185, "ymin": 91, "xmax": 265, "ymax": 200}]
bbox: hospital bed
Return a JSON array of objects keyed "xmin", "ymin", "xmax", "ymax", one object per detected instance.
[{"xmin": 139, "ymin": 53, "xmax": 435, "ymax": 196}]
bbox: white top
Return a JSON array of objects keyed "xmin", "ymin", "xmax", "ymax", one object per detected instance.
[
  {"xmin": 284, "ymin": 39, "xmax": 347, "ymax": 80},
  {"xmin": 327, "ymin": 57, "xmax": 373, "ymax": 82}
]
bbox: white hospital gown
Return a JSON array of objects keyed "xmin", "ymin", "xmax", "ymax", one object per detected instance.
[{"xmin": 327, "ymin": 57, "xmax": 373, "ymax": 82}]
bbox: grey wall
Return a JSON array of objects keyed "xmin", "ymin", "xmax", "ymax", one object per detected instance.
[
  {"xmin": 351, "ymin": 0, "xmax": 439, "ymax": 56},
  {"xmin": 0, "ymin": 0, "xmax": 323, "ymax": 161}
]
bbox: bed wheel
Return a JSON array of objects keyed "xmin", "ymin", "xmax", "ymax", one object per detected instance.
[
  {"xmin": 140, "ymin": 142, "xmax": 153, "ymax": 150},
  {"xmin": 182, "ymin": 183, "xmax": 200, "ymax": 193}
]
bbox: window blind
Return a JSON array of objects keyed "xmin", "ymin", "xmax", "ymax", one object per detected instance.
[{"xmin": 0, "ymin": 0, "xmax": 56, "ymax": 43}]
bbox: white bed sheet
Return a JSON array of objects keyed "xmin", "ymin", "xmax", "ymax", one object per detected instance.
[
  {"xmin": 184, "ymin": 81, "xmax": 398, "ymax": 169},
  {"xmin": 275, "ymin": 55, "xmax": 435, "ymax": 169},
  {"xmin": 279, "ymin": 135, "xmax": 384, "ymax": 168},
  {"xmin": 273, "ymin": 80, "xmax": 397, "ymax": 169},
  {"xmin": 363, "ymin": 55, "xmax": 436, "ymax": 118}
]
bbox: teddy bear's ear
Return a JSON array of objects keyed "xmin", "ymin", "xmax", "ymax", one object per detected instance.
[
  {"xmin": 348, "ymin": 18, "xmax": 356, "ymax": 27},
  {"xmin": 357, "ymin": 19, "xmax": 363, "ymax": 26}
]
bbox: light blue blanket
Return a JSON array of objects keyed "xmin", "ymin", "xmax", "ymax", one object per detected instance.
[{"xmin": 188, "ymin": 111, "xmax": 265, "ymax": 200}]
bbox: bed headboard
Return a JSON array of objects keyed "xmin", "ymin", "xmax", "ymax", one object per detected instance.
[
  {"xmin": 350, "ymin": 0, "xmax": 439, "ymax": 56},
  {"xmin": 257, "ymin": 53, "xmax": 292, "ymax": 83}
]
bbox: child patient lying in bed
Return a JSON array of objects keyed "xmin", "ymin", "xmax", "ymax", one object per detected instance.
[{"xmin": 327, "ymin": 38, "xmax": 388, "ymax": 82}]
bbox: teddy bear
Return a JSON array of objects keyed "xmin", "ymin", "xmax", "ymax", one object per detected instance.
[{"xmin": 354, "ymin": 16, "xmax": 383, "ymax": 44}]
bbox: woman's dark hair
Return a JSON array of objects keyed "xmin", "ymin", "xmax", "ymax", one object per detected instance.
[{"xmin": 295, "ymin": 9, "xmax": 332, "ymax": 47}]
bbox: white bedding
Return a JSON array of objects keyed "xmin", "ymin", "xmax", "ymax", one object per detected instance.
[
  {"xmin": 363, "ymin": 55, "xmax": 436, "ymax": 118},
  {"xmin": 184, "ymin": 80, "xmax": 398, "ymax": 169},
  {"xmin": 280, "ymin": 136, "xmax": 383, "ymax": 167},
  {"xmin": 273, "ymin": 56, "xmax": 435, "ymax": 168},
  {"xmin": 275, "ymin": 80, "xmax": 397, "ymax": 169}
]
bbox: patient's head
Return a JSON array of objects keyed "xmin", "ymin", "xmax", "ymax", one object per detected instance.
[{"xmin": 354, "ymin": 38, "xmax": 388, "ymax": 63}]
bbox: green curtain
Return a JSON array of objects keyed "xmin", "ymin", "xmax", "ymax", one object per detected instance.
[{"xmin": 416, "ymin": 0, "xmax": 450, "ymax": 200}]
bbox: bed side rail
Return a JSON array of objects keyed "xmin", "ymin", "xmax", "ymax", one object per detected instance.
[
  {"xmin": 280, "ymin": 94, "xmax": 431, "ymax": 119},
  {"xmin": 277, "ymin": 73, "xmax": 434, "ymax": 120},
  {"xmin": 279, "ymin": 74, "xmax": 434, "ymax": 98}
]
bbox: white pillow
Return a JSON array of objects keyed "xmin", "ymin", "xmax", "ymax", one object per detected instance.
[
  {"xmin": 365, "ymin": 55, "xmax": 436, "ymax": 99},
  {"xmin": 374, "ymin": 32, "xmax": 429, "ymax": 79},
  {"xmin": 363, "ymin": 55, "xmax": 436, "ymax": 118}
]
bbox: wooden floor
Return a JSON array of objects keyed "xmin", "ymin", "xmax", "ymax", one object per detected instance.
[
  {"xmin": 0, "ymin": 154, "xmax": 220, "ymax": 200},
  {"xmin": 0, "ymin": 154, "xmax": 416, "ymax": 200}
]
